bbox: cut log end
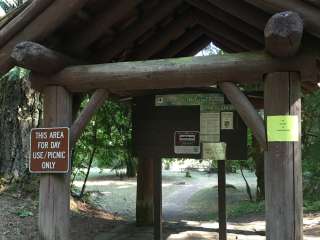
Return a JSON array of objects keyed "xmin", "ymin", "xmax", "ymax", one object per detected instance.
[{"xmin": 264, "ymin": 11, "xmax": 304, "ymax": 58}]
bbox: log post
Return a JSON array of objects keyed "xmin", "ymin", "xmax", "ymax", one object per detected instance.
[
  {"xmin": 264, "ymin": 11, "xmax": 303, "ymax": 240},
  {"xmin": 153, "ymin": 157, "xmax": 162, "ymax": 240},
  {"xmin": 136, "ymin": 155, "xmax": 154, "ymax": 226},
  {"xmin": 39, "ymin": 86, "xmax": 72, "ymax": 240}
]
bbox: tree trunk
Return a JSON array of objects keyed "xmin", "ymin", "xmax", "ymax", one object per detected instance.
[{"xmin": 0, "ymin": 72, "xmax": 41, "ymax": 178}]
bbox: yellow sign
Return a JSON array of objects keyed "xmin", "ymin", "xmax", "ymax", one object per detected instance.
[{"xmin": 267, "ymin": 116, "xmax": 299, "ymax": 142}]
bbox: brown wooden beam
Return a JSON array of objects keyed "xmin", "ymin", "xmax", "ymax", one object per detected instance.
[
  {"xmin": 11, "ymin": 41, "xmax": 82, "ymax": 74},
  {"xmin": 207, "ymin": 0, "xmax": 269, "ymax": 30},
  {"xmin": 31, "ymin": 52, "xmax": 317, "ymax": 93},
  {"xmin": 70, "ymin": 89, "xmax": 108, "ymax": 147},
  {"xmin": 129, "ymin": 10, "xmax": 196, "ymax": 60},
  {"xmin": 186, "ymin": 0, "xmax": 264, "ymax": 44},
  {"xmin": 194, "ymin": 9, "xmax": 263, "ymax": 51},
  {"xmin": 0, "ymin": 0, "xmax": 88, "ymax": 75},
  {"xmin": 245, "ymin": 0, "xmax": 320, "ymax": 38},
  {"xmin": 66, "ymin": 0, "xmax": 141, "ymax": 53},
  {"xmin": 219, "ymin": 82, "xmax": 267, "ymax": 150},
  {"xmin": 0, "ymin": 0, "xmax": 52, "ymax": 48},
  {"xmin": 154, "ymin": 27, "xmax": 203, "ymax": 59},
  {"xmin": 94, "ymin": 0, "xmax": 182, "ymax": 62},
  {"xmin": 175, "ymin": 36, "xmax": 211, "ymax": 57},
  {"xmin": 265, "ymin": 11, "xmax": 304, "ymax": 58}
]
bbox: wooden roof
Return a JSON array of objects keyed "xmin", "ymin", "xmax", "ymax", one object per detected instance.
[{"xmin": 0, "ymin": 0, "xmax": 319, "ymax": 93}]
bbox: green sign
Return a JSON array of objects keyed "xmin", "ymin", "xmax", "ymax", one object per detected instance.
[{"xmin": 267, "ymin": 115, "xmax": 299, "ymax": 142}]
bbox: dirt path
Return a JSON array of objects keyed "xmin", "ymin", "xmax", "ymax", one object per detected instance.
[{"xmin": 0, "ymin": 191, "xmax": 319, "ymax": 240}]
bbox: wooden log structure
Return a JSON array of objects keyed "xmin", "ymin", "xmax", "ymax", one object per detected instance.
[
  {"xmin": 11, "ymin": 41, "xmax": 108, "ymax": 148},
  {"xmin": 95, "ymin": 0, "xmax": 182, "ymax": 62},
  {"xmin": 11, "ymin": 41, "xmax": 82, "ymax": 74},
  {"xmin": 136, "ymin": 155, "xmax": 154, "ymax": 226},
  {"xmin": 264, "ymin": 12, "xmax": 303, "ymax": 240},
  {"xmin": 219, "ymin": 82, "xmax": 267, "ymax": 150},
  {"xmin": 31, "ymin": 51, "xmax": 317, "ymax": 93},
  {"xmin": 264, "ymin": 11, "xmax": 304, "ymax": 57},
  {"xmin": 0, "ymin": 0, "xmax": 52, "ymax": 48},
  {"xmin": 186, "ymin": 0, "xmax": 264, "ymax": 44},
  {"xmin": 153, "ymin": 157, "xmax": 162, "ymax": 240},
  {"xmin": 195, "ymin": 10, "xmax": 262, "ymax": 51},
  {"xmin": 70, "ymin": 89, "xmax": 108, "ymax": 147},
  {"xmin": 39, "ymin": 86, "xmax": 72, "ymax": 240},
  {"xmin": 245, "ymin": 0, "xmax": 320, "ymax": 38},
  {"xmin": 0, "ymin": 0, "xmax": 88, "ymax": 75},
  {"xmin": 65, "ymin": 0, "xmax": 142, "ymax": 52},
  {"xmin": 129, "ymin": 10, "xmax": 197, "ymax": 60}
]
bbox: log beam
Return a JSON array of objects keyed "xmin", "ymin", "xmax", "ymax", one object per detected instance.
[
  {"xmin": 70, "ymin": 89, "xmax": 108, "ymax": 147},
  {"xmin": 11, "ymin": 41, "xmax": 82, "ymax": 74},
  {"xmin": 264, "ymin": 11, "xmax": 304, "ymax": 58},
  {"xmin": 31, "ymin": 52, "xmax": 317, "ymax": 93},
  {"xmin": 219, "ymin": 82, "xmax": 267, "ymax": 150},
  {"xmin": 0, "ymin": 0, "xmax": 88, "ymax": 75}
]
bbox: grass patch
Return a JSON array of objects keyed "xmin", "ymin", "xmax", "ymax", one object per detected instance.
[
  {"xmin": 227, "ymin": 200, "xmax": 265, "ymax": 218},
  {"xmin": 304, "ymin": 200, "xmax": 320, "ymax": 213}
]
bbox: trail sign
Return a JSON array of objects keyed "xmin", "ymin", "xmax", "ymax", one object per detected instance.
[{"xmin": 30, "ymin": 127, "xmax": 70, "ymax": 173}]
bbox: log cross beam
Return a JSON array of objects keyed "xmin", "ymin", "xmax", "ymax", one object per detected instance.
[
  {"xmin": 219, "ymin": 82, "xmax": 267, "ymax": 150},
  {"xmin": 70, "ymin": 89, "xmax": 108, "ymax": 147},
  {"xmin": 11, "ymin": 41, "xmax": 109, "ymax": 147}
]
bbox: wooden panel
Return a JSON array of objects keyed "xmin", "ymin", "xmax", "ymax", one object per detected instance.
[
  {"xmin": 264, "ymin": 72, "xmax": 303, "ymax": 240},
  {"xmin": 220, "ymin": 110, "xmax": 248, "ymax": 160},
  {"xmin": 39, "ymin": 86, "xmax": 72, "ymax": 240},
  {"xmin": 132, "ymin": 95, "xmax": 200, "ymax": 158}
]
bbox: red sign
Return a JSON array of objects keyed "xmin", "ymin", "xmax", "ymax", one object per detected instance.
[{"xmin": 29, "ymin": 127, "xmax": 70, "ymax": 173}]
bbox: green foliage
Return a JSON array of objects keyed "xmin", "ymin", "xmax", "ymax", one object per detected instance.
[
  {"xmin": 302, "ymin": 90, "xmax": 320, "ymax": 200},
  {"xmin": 304, "ymin": 200, "xmax": 320, "ymax": 212},
  {"xmin": 227, "ymin": 200, "xmax": 265, "ymax": 218},
  {"xmin": 16, "ymin": 208, "xmax": 33, "ymax": 218},
  {"xmin": 72, "ymin": 97, "xmax": 134, "ymax": 181}
]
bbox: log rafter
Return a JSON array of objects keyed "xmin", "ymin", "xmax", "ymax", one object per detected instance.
[
  {"xmin": 186, "ymin": 0, "xmax": 264, "ymax": 44},
  {"xmin": 129, "ymin": 10, "xmax": 197, "ymax": 60},
  {"xmin": 93, "ymin": 0, "xmax": 183, "ymax": 62},
  {"xmin": 65, "ymin": 0, "xmax": 142, "ymax": 53},
  {"xmin": 194, "ymin": 9, "xmax": 263, "ymax": 50}
]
